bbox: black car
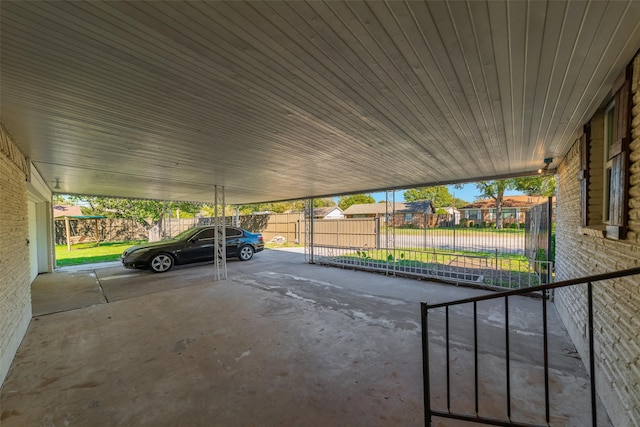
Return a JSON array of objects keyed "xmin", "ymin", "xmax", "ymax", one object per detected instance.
[{"xmin": 122, "ymin": 226, "xmax": 264, "ymax": 273}]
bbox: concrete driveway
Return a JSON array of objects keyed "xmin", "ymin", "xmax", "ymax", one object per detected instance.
[{"xmin": 1, "ymin": 249, "xmax": 606, "ymax": 426}]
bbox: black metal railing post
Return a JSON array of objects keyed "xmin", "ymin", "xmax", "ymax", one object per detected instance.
[
  {"xmin": 421, "ymin": 302, "xmax": 431, "ymax": 427},
  {"xmin": 474, "ymin": 301, "xmax": 479, "ymax": 416},
  {"xmin": 542, "ymin": 289, "xmax": 550, "ymax": 423},
  {"xmin": 446, "ymin": 306, "xmax": 451, "ymax": 413},
  {"xmin": 421, "ymin": 266, "xmax": 640, "ymax": 427},
  {"xmin": 505, "ymin": 296, "xmax": 511, "ymax": 421},
  {"xmin": 588, "ymin": 281, "xmax": 597, "ymax": 426}
]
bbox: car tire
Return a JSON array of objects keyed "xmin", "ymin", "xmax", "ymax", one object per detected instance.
[
  {"xmin": 149, "ymin": 253, "xmax": 174, "ymax": 273},
  {"xmin": 238, "ymin": 245, "xmax": 254, "ymax": 261}
]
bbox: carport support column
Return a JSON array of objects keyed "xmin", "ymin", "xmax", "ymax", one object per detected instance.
[
  {"xmin": 306, "ymin": 198, "xmax": 314, "ymax": 264},
  {"xmin": 65, "ymin": 216, "xmax": 71, "ymax": 251},
  {"xmin": 213, "ymin": 185, "xmax": 227, "ymax": 280}
]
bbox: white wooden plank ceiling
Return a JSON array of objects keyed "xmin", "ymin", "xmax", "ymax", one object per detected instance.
[{"xmin": 2, "ymin": 1, "xmax": 640, "ymax": 204}]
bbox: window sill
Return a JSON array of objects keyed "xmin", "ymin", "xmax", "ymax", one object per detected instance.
[
  {"xmin": 578, "ymin": 225, "xmax": 626, "ymax": 240},
  {"xmin": 578, "ymin": 226, "xmax": 606, "ymax": 238}
]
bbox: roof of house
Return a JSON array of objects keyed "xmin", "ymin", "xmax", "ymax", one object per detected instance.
[
  {"xmin": 308, "ymin": 206, "xmax": 342, "ymax": 217},
  {"xmin": 53, "ymin": 205, "xmax": 83, "ymax": 218},
  {"xmin": 343, "ymin": 201, "xmax": 434, "ymax": 215},
  {"xmin": 459, "ymin": 196, "xmax": 551, "ymax": 210},
  {"xmin": 53, "ymin": 205, "xmax": 106, "ymax": 219}
]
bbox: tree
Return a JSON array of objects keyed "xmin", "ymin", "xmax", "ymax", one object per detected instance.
[
  {"xmin": 462, "ymin": 176, "xmax": 555, "ymax": 229},
  {"xmin": 52, "ymin": 194, "xmax": 67, "ymax": 205},
  {"xmin": 452, "ymin": 197, "xmax": 470, "ymax": 209},
  {"xmin": 236, "ymin": 202, "xmax": 292, "ymax": 215},
  {"xmin": 237, "ymin": 197, "xmax": 337, "ymax": 215},
  {"xmin": 512, "ymin": 175, "xmax": 556, "ymax": 197},
  {"xmin": 473, "ymin": 180, "xmax": 516, "ymax": 229},
  {"xmin": 200, "ymin": 204, "xmax": 238, "ymax": 217},
  {"xmin": 403, "ymin": 186, "xmax": 454, "ymax": 207},
  {"xmin": 68, "ymin": 196, "xmax": 203, "ymax": 233},
  {"xmin": 337, "ymin": 194, "xmax": 375, "ymax": 210},
  {"xmin": 291, "ymin": 198, "xmax": 336, "ymax": 212}
]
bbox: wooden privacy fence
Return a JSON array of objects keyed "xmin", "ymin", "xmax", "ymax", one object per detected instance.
[
  {"xmin": 240, "ymin": 213, "xmax": 303, "ymax": 243},
  {"xmin": 54, "ymin": 212, "xmax": 378, "ymax": 248},
  {"xmin": 238, "ymin": 214, "xmax": 377, "ymax": 248},
  {"xmin": 311, "ymin": 218, "xmax": 378, "ymax": 248}
]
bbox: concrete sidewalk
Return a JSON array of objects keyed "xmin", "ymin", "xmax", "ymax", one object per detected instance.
[{"xmin": 1, "ymin": 249, "xmax": 607, "ymax": 426}]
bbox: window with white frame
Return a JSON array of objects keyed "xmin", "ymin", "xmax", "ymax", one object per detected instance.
[
  {"xmin": 603, "ymin": 101, "xmax": 615, "ymax": 224},
  {"xmin": 503, "ymin": 209, "xmax": 517, "ymax": 219},
  {"xmin": 466, "ymin": 209, "xmax": 480, "ymax": 220},
  {"xmin": 580, "ymin": 64, "xmax": 631, "ymax": 240}
]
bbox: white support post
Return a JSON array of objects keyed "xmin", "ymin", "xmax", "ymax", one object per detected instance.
[
  {"xmin": 213, "ymin": 185, "xmax": 227, "ymax": 280},
  {"xmin": 385, "ymin": 190, "xmax": 396, "ymax": 275},
  {"xmin": 305, "ymin": 198, "xmax": 315, "ymax": 264}
]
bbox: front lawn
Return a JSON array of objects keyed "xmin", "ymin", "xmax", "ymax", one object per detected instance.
[{"xmin": 55, "ymin": 240, "xmax": 145, "ymax": 267}]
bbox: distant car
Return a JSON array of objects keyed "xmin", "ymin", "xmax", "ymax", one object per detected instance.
[{"xmin": 122, "ymin": 226, "xmax": 264, "ymax": 273}]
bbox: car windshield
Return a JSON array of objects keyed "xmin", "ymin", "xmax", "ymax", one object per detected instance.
[{"xmin": 172, "ymin": 228, "xmax": 204, "ymax": 241}]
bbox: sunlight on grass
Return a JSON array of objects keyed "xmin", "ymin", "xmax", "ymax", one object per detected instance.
[
  {"xmin": 340, "ymin": 247, "xmax": 531, "ymax": 273},
  {"xmin": 55, "ymin": 240, "xmax": 145, "ymax": 267}
]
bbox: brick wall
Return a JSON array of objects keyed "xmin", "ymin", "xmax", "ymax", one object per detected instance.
[
  {"xmin": 0, "ymin": 124, "xmax": 32, "ymax": 386},
  {"xmin": 555, "ymin": 53, "xmax": 640, "ymax": 427}
]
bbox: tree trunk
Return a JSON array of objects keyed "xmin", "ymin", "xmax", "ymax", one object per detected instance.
[
  {"xmin": 495, "ymin": 186, "xmax": 505, "ymax": 229},
  {"xmin": 496, "ymin": 200, "xmax": 504, "ymax": 229}
]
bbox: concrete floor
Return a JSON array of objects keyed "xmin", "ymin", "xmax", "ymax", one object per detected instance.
[{"xmin": 1, "ymin": 249, "xmax": 609, "ymax": 426}]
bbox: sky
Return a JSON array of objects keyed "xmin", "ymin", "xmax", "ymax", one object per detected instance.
[{"xmin": 370, "ymin": 183, "xmax": 524, "ymax": 204}]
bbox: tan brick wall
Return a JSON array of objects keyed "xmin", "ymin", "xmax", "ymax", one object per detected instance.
[
  {"xmin": 0, "ymin": 125, "xmax": 32, "ymax": 386},
  {"xmin": 555, "ymin": 53, "xmax": 640, "ymax": 427}
]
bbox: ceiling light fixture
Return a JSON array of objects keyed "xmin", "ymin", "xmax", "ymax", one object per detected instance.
[
  {"xmin": 538, "ymin": 158, "xmax": 553, "ymax": 174},
  {"xmin": 54, "ymin": 178, "xmax": 60, "ymax": 190}
]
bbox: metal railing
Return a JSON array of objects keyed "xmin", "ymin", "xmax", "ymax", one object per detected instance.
[
  {"xmin": 421, "ymin": 266, "xmax": 640, "ymax": 426},
  {"xmin": 312, "ymin": 245, "xmax": 552, "ymax": 290}
]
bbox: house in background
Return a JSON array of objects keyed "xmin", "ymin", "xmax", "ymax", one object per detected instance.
[
  {"xmin": 306, "ymin": 206, "xmax": 344, "ymax": 219},
  {"xmin": 343, "ymin": 201, "xmax": 436, "ymax": 228},
  {"xmin": 435, "ymin": 206, "xmax": 461, "ymax": 226},
  {"xmin": 458, "ymin": 196, "xmax": 550, "ymax": 226}
]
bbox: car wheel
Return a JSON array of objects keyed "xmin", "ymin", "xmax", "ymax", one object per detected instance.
[
  {"xmin": 149, "ymin": 253, "xmax": 174, "ymax": 273},
  {"xmin": 238, "ymin": 245, "xmax": 254, "ymax": 261}
]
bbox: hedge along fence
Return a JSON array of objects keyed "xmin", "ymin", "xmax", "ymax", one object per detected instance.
[
  {"xmin": 54, "ymin": 214, "xmax": 306, "ymax": 245},
  {"xmin": 54, "ymin": 218, "xmax": 149, "ymax": 245}
]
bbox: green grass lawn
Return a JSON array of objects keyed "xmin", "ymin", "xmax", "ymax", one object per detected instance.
[
  {"xmin": 341, "ymin": 247, "xmax": 531, "ymax": 272},
  {"xmin": 383, "ymin": 226, "xmax": 526, "ymax": 235},
  {"xmin": 55, "ymin": 240, "xmax": 145, "ymax": 267},
  {"xmin": 57, "ymin": 240, "xmax": 301, "ymax": 267}
]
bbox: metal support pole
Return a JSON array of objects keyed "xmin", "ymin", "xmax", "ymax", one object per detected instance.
[
  {"xmin": 392, "ymin": 190, "xmax": 396, "ymax": 270},
  {"xmin": 306, "ymin": 198, "xmax": 314, "ymax": 264},
  {"xmin": 65, "ymin": 216, "xmax": 71, "ymax": 251},
  {"xmin": 588, "ymin": 282, "xmax": 597, "ymax": 426},
  {"xmin": 542, "ymin": 289, "xmax": 550, "ymax": 423},
  {"xmin": 473, "ymin": 301, "xmax": 479, "ymax": 415},
  {"xmin": 213, "ymin": 185, "xmax": 227, "ymax": 281},
  {"xmin": 421, "ymin": 303, "xmax": 431, "ymax": 427},
  {"xmin": 505, "ymin": 296, "xmax": 511, "ymax": 420},
  {"xmin": 547, "ymin": 196, "xmax": 553, "ymax": 285}
]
